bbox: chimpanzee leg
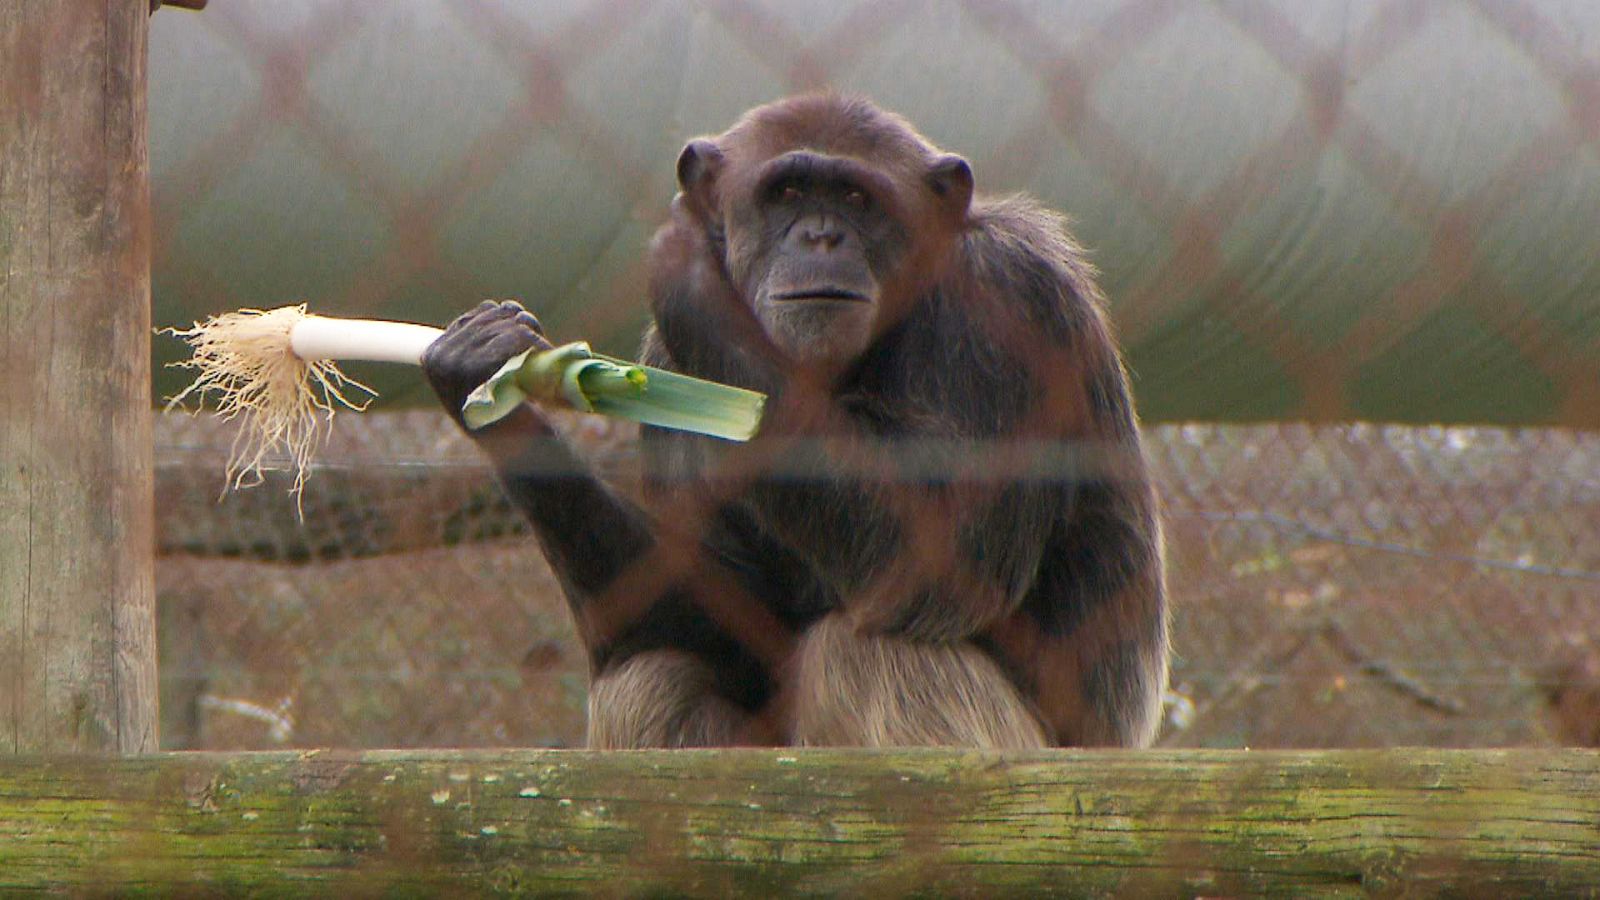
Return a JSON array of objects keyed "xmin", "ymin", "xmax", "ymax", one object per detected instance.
[
  {"xmin": 586, "ymin": 650, "xmax": 757, "ymax": 748},
  {"xmin": 788, "ymin": 614, "xmax": 1048, "ymax": 748}
]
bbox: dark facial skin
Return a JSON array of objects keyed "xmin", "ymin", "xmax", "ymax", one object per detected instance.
[
  {"xmin": 738, "ymin": 154, "xmax": 892, "ymax": 368},
  {"xmin": 671, "ymin": 135, "xmax": 974, "ymax": 386}
]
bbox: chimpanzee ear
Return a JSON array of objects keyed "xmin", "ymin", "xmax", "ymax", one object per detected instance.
[
  {"xmin": 676, "ymin": 139, "xmax": 724, "ymax": 212},
  {"xmin": 926, "ymin": 154, "xmax": 974, "ymax": 217}
]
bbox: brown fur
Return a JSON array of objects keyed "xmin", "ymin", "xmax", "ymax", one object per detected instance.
[
  {"xmin": 789, "ymin": 614, "xmax": 1048, "ymax": 747},
  {"xmin": 423, "ymin": 95, "xmax": 1169, "ymax": 750},
  {"xmin": 587, "ymin": 651, "xmax": 757, "ymax": 749}
]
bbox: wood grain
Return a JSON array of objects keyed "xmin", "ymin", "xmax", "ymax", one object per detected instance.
[
  {"xmin": 0, "ymin": 1, "xmax": 157, "ymax": 753},
  {"xmin": 1, "ymin": 749, "xmax": 1596, "ymax": 895}
]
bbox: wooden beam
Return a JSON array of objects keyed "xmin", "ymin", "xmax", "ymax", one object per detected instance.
[
  {"xmin": 0, "ymin": 1, "xmax": 157, "ymax": 753},
  {"xmin": 1, "ymin": 749, "xmax": 1596, "ymax": 894}
]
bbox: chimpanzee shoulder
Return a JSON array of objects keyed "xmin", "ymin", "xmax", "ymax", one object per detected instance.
[
  {"xmin": 843, "ymin": 194, "xmax": 1114, "ymax": 439},
  {"xmin": 961, "ymin": 194, "xmax": 1110, "ymax": 346}
]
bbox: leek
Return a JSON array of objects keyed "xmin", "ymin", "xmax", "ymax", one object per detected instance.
[
  {"xmin": 163, "ymin": 304, "xmax": 765, "ymax": 503},
  {"xmin": 463, "ymin": 341, "xmax": 764, "ymax": 442}
]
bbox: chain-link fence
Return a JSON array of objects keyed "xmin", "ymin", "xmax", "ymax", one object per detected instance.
[
  {"xmin": 148, "ymin": 1, "xmax": 1600, "ymax": 750},
  {"xmin": 154, "ymin": 416, "xmax": 1600, "ymax": 750}
]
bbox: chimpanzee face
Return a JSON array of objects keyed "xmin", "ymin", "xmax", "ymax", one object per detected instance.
[
  {"xmin": 676, "ymin": 139, "xmax": 972, "ymax": 373},
  {"xmin": 734, "ymin": 151, "xmax": 898, "ymax": 367}
]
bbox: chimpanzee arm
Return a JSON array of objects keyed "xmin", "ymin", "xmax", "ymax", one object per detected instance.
[
  {"xmin": 421, "ymin": 302, "xmax": 661, "ymax": 607},
  {"xmin": 421, "ymin": 301, "xmax": 794, "ymax": 658},
  {"xmin": 475, "ymin": 408, "xmax": 657, "ymax": 599},
  {"xmin": 646, "ymin": 196, "xmax": 789, "ymax": 398}
]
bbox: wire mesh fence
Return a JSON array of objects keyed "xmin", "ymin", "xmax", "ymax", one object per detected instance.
[
  {"xmin": 154, "ymin": 414, "xmax": 1600, "ymax": 750},
  {"xmin": 146, "ymin": 0, "xmax": 1600, "ymax": 750},
  {"xmin": 149, "ymin": 0, "xmax": 1600, "ymax": 424}
]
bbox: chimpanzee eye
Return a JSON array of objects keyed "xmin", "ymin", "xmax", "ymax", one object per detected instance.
[
  {"xmin": 843, "ymin": 189, "xmax": 867, "ymax": 209},
  {"xmin": 780, "ymin": 185, "xmax": 804, "ymax": 203}
]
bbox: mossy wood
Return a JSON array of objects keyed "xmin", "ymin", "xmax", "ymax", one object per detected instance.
[{"xmin": 3, "ymin": 749, "xmax": 1596, "ymax": 896}]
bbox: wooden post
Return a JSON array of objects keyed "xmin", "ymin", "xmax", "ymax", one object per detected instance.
[{"xmin": 0, "ymin": 2, "xmax": 157, "ymax": 753}]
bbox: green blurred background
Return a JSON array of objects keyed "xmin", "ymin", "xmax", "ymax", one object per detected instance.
[{"xmin": 149, "ymin": 0, "xmax": 1600, "ymax": 425}]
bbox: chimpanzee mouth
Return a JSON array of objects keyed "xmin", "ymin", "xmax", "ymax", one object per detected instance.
[{"xmin": 771, "ymin": 288, "xmax": 870, "ymax": 303}]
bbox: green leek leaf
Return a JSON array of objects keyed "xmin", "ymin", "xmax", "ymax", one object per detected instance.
[{"xmin": 461, "ymin": 341, "xmax": 765, "ymax": 442}]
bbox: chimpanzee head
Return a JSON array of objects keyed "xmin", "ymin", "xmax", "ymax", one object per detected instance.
[{"xmin": 674, "ymin": 95, "xmax": 973, "ymax": 370}]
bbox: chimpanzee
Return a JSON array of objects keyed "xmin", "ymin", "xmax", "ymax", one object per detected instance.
[{"xmin": 423, "ymin": 94, "xmax": 1168, "ymax": 749}]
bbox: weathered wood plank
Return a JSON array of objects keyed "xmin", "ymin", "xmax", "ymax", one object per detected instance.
[
  {"xmin": 1, "ymin": 749, "xmax": 1596, "ymax": 896},
  {"xmin": 0, "ymin": 1, "xmax": 157, "ymax": 753}
]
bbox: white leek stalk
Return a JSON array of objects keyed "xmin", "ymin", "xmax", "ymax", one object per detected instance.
[{"xmin": 287, "ymin": 315, "xmax": 442, "ymax": 364}]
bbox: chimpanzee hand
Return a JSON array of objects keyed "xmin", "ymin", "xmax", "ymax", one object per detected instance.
[{"xmin": 423, "ymin": 300, "xmax": 553, "ymax": 426}]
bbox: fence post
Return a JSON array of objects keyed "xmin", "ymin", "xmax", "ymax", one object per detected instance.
[{"xmin": 0, "ymin": 2, "xmax": 158, "ymax": 753}]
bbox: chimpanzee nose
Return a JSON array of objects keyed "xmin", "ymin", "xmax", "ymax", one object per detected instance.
[{"xmin": 798, "ymin": 216, "xmax": 845, "ymax": 251}]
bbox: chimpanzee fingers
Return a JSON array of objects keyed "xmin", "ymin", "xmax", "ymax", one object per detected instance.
[
  {"xmin": 455, "ymin": 298, "xmax": 526, "ymax": 324},
  {"xmin": 444, "ymin": 300, "xmax": 502, "ymax": 338},
  {"xmin": 469, "ymin": 298, "xmax": 506, "ymax": 320},
  {"xmin": 491, "ymin": 301, "xmax": 548, "ymax": 340},
  {"xmin": 483, "ymin": 299, "xmax": 537, "ymax": 329},
  {"xmin": 424, "ymin": 300, "xmax": 552, "ymax": 430},
  {"xmin": 513, "ymin": 309, "xmax": 545, "ymax": 336},
  {"xmin": 442, "ymin": 301, "xmax": 539, "ymax": 348},
  {"xmin": 482, "ymin": 324, "xmax": 548, "ymax": 361},
  {"xmin": 480, "ymin": 301, "xmax": 549, "ymax": 352}
]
